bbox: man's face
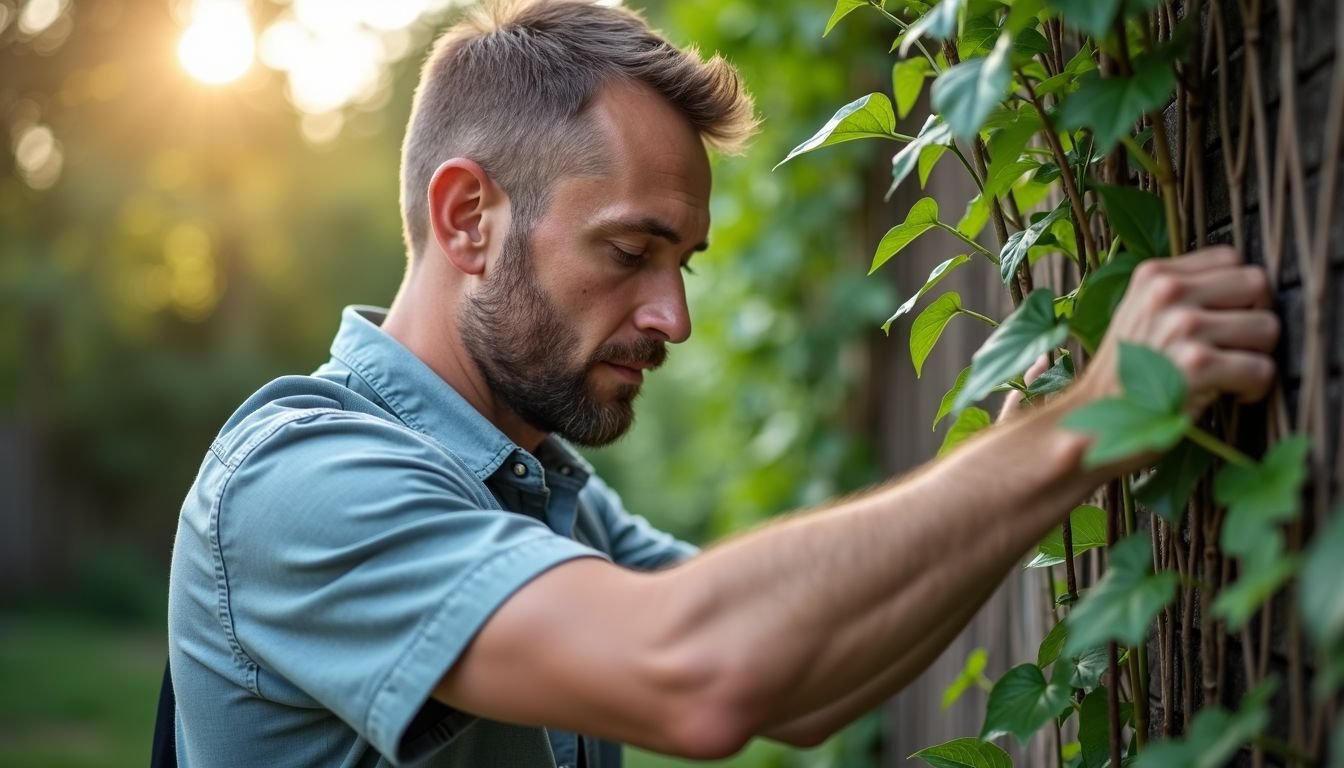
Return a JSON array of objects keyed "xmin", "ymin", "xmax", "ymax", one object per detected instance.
[{"xmin": 460, "ymin": 81, "xmax": 712, "ymax": 447}]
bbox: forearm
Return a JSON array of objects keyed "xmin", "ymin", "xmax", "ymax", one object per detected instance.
[{"xmin": 658, "ymin": 391, "xmax": 1105, "ymax": 733}]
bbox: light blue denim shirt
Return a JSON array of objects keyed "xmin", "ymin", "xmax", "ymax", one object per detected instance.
[{"xmin": 168, "ymin": 306, "xmax": 697, "ymax": 767}]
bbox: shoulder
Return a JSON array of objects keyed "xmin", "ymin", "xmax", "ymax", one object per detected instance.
[{"xmin": 211, "ymin": 375, "xmax": 496, "ymax": 516}]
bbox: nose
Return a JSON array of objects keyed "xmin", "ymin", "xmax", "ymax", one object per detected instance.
[{"xmin": 633, "ymin": 270, "xmax": 692, "ymax": 344}]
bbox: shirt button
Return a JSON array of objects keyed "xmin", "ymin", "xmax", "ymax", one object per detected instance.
[
  {"xmin": 558, "ymin": 465, "xmax": 572, "ymax": 476},
  {"xmin": 512, "ymin": 462, "xmax": 528, "ymax": 478}
]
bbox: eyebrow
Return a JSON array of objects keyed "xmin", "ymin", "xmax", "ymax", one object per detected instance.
[{"xmin": 594, "ymin": 215, "xmax": 709, "ymax": 253}]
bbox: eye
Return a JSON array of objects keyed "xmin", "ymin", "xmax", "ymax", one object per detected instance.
[{"xmin": 609, "ymin": 244, "xmax": 644, "ymax": 267}]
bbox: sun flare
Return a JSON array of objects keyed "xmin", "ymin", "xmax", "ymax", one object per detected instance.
[{"xmin": 178, "ymin": 1, "xmax": 255, "ymax": 85}]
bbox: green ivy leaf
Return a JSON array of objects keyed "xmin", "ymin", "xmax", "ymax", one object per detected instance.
[
  {"xmin": 1036, "ymin": 41, "xmax": 1098, "ymax": 97},
  {"xmin": 777, "ymin": 93, "xmax": 899, "ymax": 169},
  {"xmin": 1076, "ymin": 687, "xmax": 1133, "ymax": 767},
  {"xmin": 1005, "ymin": 0, "xmax": 1045, "ymax": 35},
  {"xmin": 1212, "ymin": 549, "xmax": 1298, "ymax": 631},
  {"xmin": 1070, "ymin": 253, "xmax": 1142, "ymax": 354},
  {"xmin": 910, "ymin": 737, "xmax": 1011, "ymax": 768},
  {"xmin": 823, "ymin": 0, "xmax": 868, "ymax": 36},
  {"xmin": 933, "ymin": 366, "xmax": 973, "ymax": 431},
  {"xmin": 931, "ymin": 34, "xmax": 1013, "ymax": 141},
  {"xmin": 983, "ymin": 159, "xmax": 1039, "ymax": 199},
  {"xmin": 1025, "ymin": 351, "xmax": 1074, "ymax": 398},
  {"xmin": 884, "ymin": 253, "xmax": 971, "ymax": 331},
  {"xmin": 1214, "ymin": 436, "xmax": 1310, "ymax": 557},
  {"xmin": 1057, "ymin": 57, "xmax": 1177, "ymax": 152},
  {"xmin": 1300, "ymin": 504, "xmax": 1344, "ymax": 649},
  {"xmin": 1026, "ymin": 504, "xmax": 1108, "ymax": 568},
  {"xmin": 938, "ymin": 407, "xmax": 991, "ymax": 457},
  {"xmin": 889, "ymin": 116, "xmax": 955, "ymax": 199},
  {"xmin": 999, "ymin": 200, "xmax": 1069, "ymax": 284},
  {"xmin": 910, "ymin": 292, "xmax": 963, "ymax": 377},
  {"xmin": 1118, "ymin": 341, "xmax": 1186, "ymax": 413},
  {"xmin": 1078, "ymin": 687, "xmax": 1112, "ymax": 768},
  {"xmin": 1133, "ymin": 680, "xmax": 1276, "ymax": 768},
  {"xmin": 1054, "ymin": 644, "xmax": 1109, "ymax": 691},
  {"xmin": 918, "ymin": 144, "xmax": 949, "ymax": 187},
  {"xmin": 1132, "ymin": 440, "xmax": 1214, "ymax": 524},
  {"xmin": 870, "ymin": 197, "xmax": 942, "ymax": 275},
  {"xmin": 900, "ymin": 0, "xmax": 967, "ymax": 58},
  {"xmin": 952, "ymin": 289, "xmax": 1068, "ymax": 413},
  {"xmin": 957, "ymin": 193, "xmax": 992, "ymax": 240},
  {"xmin": 986, "ymin": 106, "xmax": 1042, "ymax": 169},
  {"xmin": 1098, "ymin": 185, "xmax": 1168, "ymax": 259},
  {"xmin": 1043, "ymin": 0, "xmax": 1121, "ymax": 38},
  {"xmin": 1061, "ymin": 343, "xmax": 1190, "ymax": 467},
  {"xmin": 893, "ymin": 57, "xmax": 933, "ymax": 119},
  {"xmin": 1063, "ymin": 534, "xmax": 1177, "ymax": 655},
  {"xmin": 1064, "ymin": 399, "xmax": 1189, "ymax": 467},
  {"xmin": 1037, "ymin": 620, "xmax": 1067, "ymax": 668},
  {"xmin": 979, "ymin": 663, "xmax": 1072, "ymax": 745},
  {"xmin": 942, "ymin": 648, "xmax": 989, "ymax": 710}
]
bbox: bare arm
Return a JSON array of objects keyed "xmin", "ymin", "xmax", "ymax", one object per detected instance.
[{"xmin": 433, "ymin": 247, "xmax": 1278, "ymax": 758}]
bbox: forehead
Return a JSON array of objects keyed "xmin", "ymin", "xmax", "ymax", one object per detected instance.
[{"xmin": 539, "ymin": 80, "xmax": 712, "ymax": 243}]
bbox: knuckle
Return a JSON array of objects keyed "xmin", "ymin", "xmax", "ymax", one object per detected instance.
[
  {"xmin": 1255, "ymin": 355, "xmax": 1277, "ymax": 385},
  {"xmin": 1242, "ymin": 265, "xmax": 1269, "ymax": 293},
  {"xmin": 1132, "ymin": 259, "xmax": 1164, "ymax": 284},
  {"xmin": 1147, "ymin": 274, "xmax": 1183, "ymax": 307},
  {"xmin": 1175, "ymin": 344, "xmax": 1213, "ymax": 375},
  {"xmin": 1261, "ymin": 312, "xmax": 1282, "ymax": 344},
  {"xmin": 1166, "ymin": 307, "xmax": 1201, "ymax": 340}
]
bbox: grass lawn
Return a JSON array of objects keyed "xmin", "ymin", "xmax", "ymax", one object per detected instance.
[{"xmin": 0, "ymin": 613, "xmax": 165, "ymax": 768}]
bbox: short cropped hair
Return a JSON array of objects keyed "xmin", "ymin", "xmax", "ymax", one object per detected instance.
[{"xmin": 399, "ymin": 0, "xmax": 758, "ymax": 259}]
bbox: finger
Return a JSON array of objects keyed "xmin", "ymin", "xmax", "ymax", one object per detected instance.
[
  {"xmin": 1172, "ymin": 343, "xmax": 1276, "ymax": 405},
  {"xmin": 997, "ymin": 390, "xmax": 1024, "ymax": 423},
  {"xmin": 1163, "ymin": 245, "xmax": 1242, "ymax": 273},
  {"xmin": 1023, "ymin": 354, "xmax": 1051, "ymax": 385},
  {"xmin": 1189, "ymin": 309, "xmax": 1281, "ymax": 352},
  {"xmin": 1179, "ymin": 265, "xmax": 1272, "ymax": 310}
]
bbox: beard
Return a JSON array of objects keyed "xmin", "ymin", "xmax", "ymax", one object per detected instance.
[{"xmin": 458, "ymin": 227, "xmax": 666, "ymax": 447}]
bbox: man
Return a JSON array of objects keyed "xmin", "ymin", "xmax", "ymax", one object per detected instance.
[{"xmin": 166, "ymin": 1, "xmax": 1280, "ymax": 766}]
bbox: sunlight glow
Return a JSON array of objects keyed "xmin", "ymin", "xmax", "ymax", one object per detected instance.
[{"xmin": 178, "ymin": 1, "xmax": 255, "ymax": 85}]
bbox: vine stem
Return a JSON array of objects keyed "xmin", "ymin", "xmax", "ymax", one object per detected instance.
[
  {"xmin": 949, "ymin": 142, "xmax": 987, "ymax": 196},
  {"xmin": 956, "ymin": 307, "xmax": 999, "ymax": 327},
  {"xmin": 868, "ymin": 2, "xmax": 942, "ymax": 75},
  {"xmin": 1119, "ymin": 134, "xmax": 1162, "ymax": 177},
  {"xmin": 1121, "ymin": 478, "xmax": 1149, "ymax": 750},
  {"xmin": 935, "ymin": 223, "xmax": 998, "ymax": 262},
  {"xmin": 1019, "ymin": 72, "xmax": 1098, "ymax": 270},
  {"xmin": 1185, "ymin": 424, "xmax": 1256, "ymax": 466}
]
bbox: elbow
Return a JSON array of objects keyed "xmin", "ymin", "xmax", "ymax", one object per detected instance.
[
  {"xmin": 649, "ymin": 640, "xmax": 781, "ymax": 759},
  {"xmin": 662, "ymin": 703, "xmax": 755, "ymax": 760}
]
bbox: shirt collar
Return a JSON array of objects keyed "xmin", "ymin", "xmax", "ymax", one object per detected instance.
[{"xmin": 325, "ymin": 306, "xmax": 592, "ymax": 484}]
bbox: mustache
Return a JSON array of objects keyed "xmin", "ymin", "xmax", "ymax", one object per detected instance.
[{"xmin": 592, "ymin": 336, "xmax": 667, "ymax": 370}]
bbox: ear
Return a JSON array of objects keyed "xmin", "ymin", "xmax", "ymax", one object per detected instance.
[{"xmin": 425, "ymin": 158, "xmax": 505, "ymax": 276}]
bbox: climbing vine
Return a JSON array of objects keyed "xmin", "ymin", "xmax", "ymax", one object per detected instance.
[{"xmin": 783, "ymin": 0, "xmax": 1343, "ymax": 765}]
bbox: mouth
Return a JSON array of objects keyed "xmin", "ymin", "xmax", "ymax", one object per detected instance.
[{"xmin": 600, "ymin": 361, "xmax": 646, "ymax": 385}]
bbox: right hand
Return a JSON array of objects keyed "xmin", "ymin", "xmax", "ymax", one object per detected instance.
[{"xmin": 1073, "ymin": 246, "xmax": 1279, "ymax": 416}]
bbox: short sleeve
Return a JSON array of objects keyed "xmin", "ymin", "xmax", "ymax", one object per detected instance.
[
  {"xmin": 215, "ymin": 411, "xmax": 604, "ymax": 764},
  {"xmin": 580, "ymin": 474, "xmax": 699, "ymax": 571}
]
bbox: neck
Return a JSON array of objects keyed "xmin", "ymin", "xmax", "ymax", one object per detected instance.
[{"xmin": 382, "ymin": 260, "xmax": 549, "ymax": 452}]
